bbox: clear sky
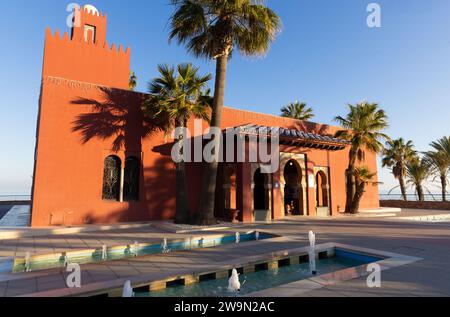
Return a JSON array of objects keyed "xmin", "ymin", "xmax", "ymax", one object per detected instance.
[{"xmin": 0, "ymin": 0, "xmax": 449, "ymax": 196}]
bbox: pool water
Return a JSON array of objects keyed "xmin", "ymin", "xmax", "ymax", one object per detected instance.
[
  {"xmin": 12, "ymin": 231, "xmax": 273, "ymax": 273},
  {"xmin": 135, "ymin": 250, "xmax": 379, "ymax": 297}
]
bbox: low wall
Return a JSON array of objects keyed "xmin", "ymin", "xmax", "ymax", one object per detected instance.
[
  {"xmin": 380, "ymin": 200, "xmax": 450, "ymax": 210},
  {"xmin": 0, "ymin": 201, "xmax": 30, "ymax": 206}
]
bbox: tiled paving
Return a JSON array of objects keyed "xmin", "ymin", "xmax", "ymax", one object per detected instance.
[{"xmin": 0, "ymin": 208, "xmax": 449, "ymax": 297}]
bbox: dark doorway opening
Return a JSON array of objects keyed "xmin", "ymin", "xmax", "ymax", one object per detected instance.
[
  {"xmin": 316, "ymin": 171, "xmax": 329, "ymax": 208},
  {"xmin": 253, "ymin": 168, "xmax": 267, "ymax": 210},
  {"xmin": 283, "ymin": 160, "xmax": 303, "ymax": 215}
]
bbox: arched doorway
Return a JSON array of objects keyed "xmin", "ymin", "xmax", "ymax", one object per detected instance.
[
  {"xmin": 253, "ymin": 168, "xmax": 268, "ymax": 210},
  {"xmin": 315, "ymin": 170, "xmax": 330, "ymax": 216},
  {"xmin": 222, "ymin": 164, "xmax": 238, "ymax": 221},
  {"xmin": 283, "ymin": 160, "xmax": 303, "ymax": 215}
]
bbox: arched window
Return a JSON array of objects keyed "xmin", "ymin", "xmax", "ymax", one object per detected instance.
[
  {"xmin": 124, "ymin": 156, "xmax": 140, "ymax": 201},
  {"xmin": 102, "ymin": 156, "xmax": 121, "ymax": 201}
]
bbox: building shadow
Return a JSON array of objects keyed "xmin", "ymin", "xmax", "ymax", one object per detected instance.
[
  {"xmin": 69, "ymin": 87, "xmax": 177, "ymax": 223},
  {"xmin": 71, "ymin": 87, "xmax": 163, "ymax": 152}
]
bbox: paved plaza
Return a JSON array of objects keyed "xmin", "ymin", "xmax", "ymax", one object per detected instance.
[{"xmin": 0, "ymin": 208, "xmax": 449, "ymax": 297}]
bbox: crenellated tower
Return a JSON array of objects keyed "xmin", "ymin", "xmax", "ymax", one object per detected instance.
[{"xmin": 41, "ymin": 5, "xmax": 130, "ymax": 89}]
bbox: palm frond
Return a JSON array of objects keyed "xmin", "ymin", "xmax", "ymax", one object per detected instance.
[
  {"xmin": 169, "ymin": 0, "xmax": 282, "ymax": 59},
  {"xmin": 280, "ymin": 101, "xmax": 314, "ymax": 121},
  {"xmin": 334, "ymin": 101, "xmax": 390, "ymax": 161},
  {"xmin": 143, "ymin": 63, "xmax": 212, "ymax": 133}
]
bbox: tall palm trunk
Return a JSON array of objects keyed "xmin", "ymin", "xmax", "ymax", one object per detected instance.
[
  {"xmin": 195, "ymin": 55, "xmax": 228, "ymax": 225},
  {"xmin": 174, "ymin": 119, "xmax": 190, "ymax": 224},
  {"xmin": 350, "ymin": 182, "xmax": 365, "ymax": 214},
  {"xmin": 416, "ymin": 184, "xmax": 424, "ymax": 202},
  {"xmin": 399, "ymin": 174, "xmax": 408, "ymax": 201},
  {"xmin": 441, "ymin": 175, "xmax": 447, "ymax": 202},
  {"xmin": 345, "ymin": 148, "xmax": 357, "ymax": 213}
]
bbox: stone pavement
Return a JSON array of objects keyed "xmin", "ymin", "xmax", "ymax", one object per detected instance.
[
  {"xmin": 0, "ymin": 208, "xmax": 449, "ymax": 297},
  {"xmin": 0, "ymin": 205, "xmax": 30, "ymax": 227},
  {"xmin": 0, "ymin": 225, "xmax": 183, "ymax": 258}
]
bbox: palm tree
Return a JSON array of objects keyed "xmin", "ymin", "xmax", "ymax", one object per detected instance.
[
  {"xmin": 382, "ymin": 138, "xmax": 416, "ymax": 201},
  {"xmin": 129, "ymin": 71, "xmax": 138, "ymax": 91},
  {"xmin": 334, "ymin": 102, "xmax": 390, "ymax": 213},
  {"xmin": 406, "ymin": 158, "xmax": 430, "ymax": 202},
  {"xmin": 143, "ymin": 63, "xmax": 212, "ymax": 224},
  {"xmin": 423, "ymin": 151, "xmax": 448, "ymax": 201},
  {"xmin": 169, "ymin": 0, "xmax": 282, "ymax": 225},
  {"xmin": 280, "ymin": 102, "xmax": 314, "ymax": 121},
  {"xmin": 352, "ymin": 166, "xmax": 379, "ymax": 213},
  {"xmin": 424, "ymin": 136, "xmax": 450, "ymax": 201}
]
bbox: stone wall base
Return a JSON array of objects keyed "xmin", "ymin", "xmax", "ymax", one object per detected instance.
[{"xmin": 380, "ymin": 200, "xmax": 450, "ymax": 210}]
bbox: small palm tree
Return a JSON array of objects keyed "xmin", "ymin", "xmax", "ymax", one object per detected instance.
[
  {"xmin": 169, "ymin": 0, "xmax": 282, "ymax": 225},
  {"xmin": 406, "ymin": 158, "xmax": 431, "ymax": 202},
  {"xmin": 382, "ymin": 138, "xmax": 416, "ymax": 201},
  {"xmin": 129, "ymin": 71, "xmax": 138, "ymax": 91},
  {"xmin": 143, "ymin": 63, "xmax": 212, "ymax": 224},
  {"xmin": 280, "ymin": 102, "xmax": 314, "ymax": 121},
  {"xmin": 352, "ymin": 167, "xmax": 379, "ymax": 213},
  {"xmin": 334, "ymin": 102, "xmax": 390, "ymax": 213}
]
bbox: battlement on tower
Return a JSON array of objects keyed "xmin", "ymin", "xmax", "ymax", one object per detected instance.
[
  {"xmin": 41, "ymin": 6, "xmax": 130, "ymax": 89},
  {"xmin": 44, "ymin": 28, "xmax": 130, "ymax": 56}
]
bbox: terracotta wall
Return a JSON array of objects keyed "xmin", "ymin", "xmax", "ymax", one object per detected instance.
[{"xmin": 32, "ymin": 80, "xmax": 176, "ymax": 226}]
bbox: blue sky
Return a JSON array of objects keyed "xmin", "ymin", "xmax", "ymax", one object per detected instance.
[{"xmin": 0, "ymin": 0, "xmax": 449, "ymax": 195}]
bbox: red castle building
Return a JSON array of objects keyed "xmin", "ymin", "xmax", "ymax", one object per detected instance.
[{"xmin": 30, "ymin": 6, "xmax": 380, "ymax": 227}]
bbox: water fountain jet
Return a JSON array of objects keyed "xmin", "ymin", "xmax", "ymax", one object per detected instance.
[
  {"xmin": 24, "ymin": 252, "xmax": 31, "ymax": 272},
  {"xmin": 122, "ymin": 280, "xmax": 134, "ymax": 297},
  {"xmin": 133, "ymin": 241, "xmax": 139, "ymax": 257},
  {"xmin": 308, "ymin": 230, "xmax": 316, "ymax": 248},
  {"xmin": 228, "ymin": 268, "xmax": 241, "ymax": 293},
  {"xmin": 308, "ymin": 231, "xmax": 317, "ymax": 275},
  {"xmin": 102, "ymin": 244, "xmax": 107, "ymax": 261},
  {"xmin": 162, "ymin": 238, "xmax": 170, "ymax": 254},
  {"xmin": 235, "ymin": 232, "xmax": 240, "ymax": 244}
]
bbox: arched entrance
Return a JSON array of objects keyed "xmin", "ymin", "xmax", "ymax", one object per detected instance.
[
  {"xmin": 222, "ymin": 164, "xmax": 238, "ymax": 221},
  {"xmin": 253, "ymin": 168, "xmax": 268, "ymax": 210},
  {"xmin": 283, "ymin": 160, "xmax": 304, "ymax": 215},
  {"xmin": 315, "ymin": 170, "xmax": 330, "ymax": 216},
  {"xmin": 252, "ymin": 167, "xmax": 273, "ymax": 222}
]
